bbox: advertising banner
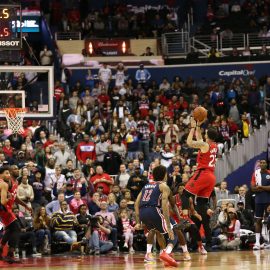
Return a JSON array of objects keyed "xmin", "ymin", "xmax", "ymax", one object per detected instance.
[
  {"xmin": 85, "ymin": 39, "xmax": 130, "ymax": 56},
  {"xmin": 69, "ymin": 61, "xmax": 270, "ymax": 87}
]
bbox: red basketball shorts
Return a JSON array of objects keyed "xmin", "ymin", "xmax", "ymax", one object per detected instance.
[{"xmin": 184, "ymin": 169, "xmax": 216, "ymax": 198}]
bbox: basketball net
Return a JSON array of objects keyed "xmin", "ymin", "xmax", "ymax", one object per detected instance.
[{"xmin": 3, "ymin": 108, "xmax": 26, "ymax": 134}]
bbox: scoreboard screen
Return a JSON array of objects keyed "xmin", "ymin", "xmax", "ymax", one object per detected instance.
[{"xmin": 0, "ymin": 5, "xmax": 21, "ymax": 50}]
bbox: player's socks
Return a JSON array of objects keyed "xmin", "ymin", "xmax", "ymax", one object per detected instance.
[
  {"xmin": 165, "ymin": 245, "xmax": 173, "ymax": 254},
  {"xmin": 146, "ymin": 244, "xmax": 153, "ymax": 254}
]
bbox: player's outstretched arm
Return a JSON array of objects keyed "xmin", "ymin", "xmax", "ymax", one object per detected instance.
[
  {"xmin": 135, "ymin": 191, "xmax": 142, "ymax": 226},
  {"xmin": 187, "ymin": 118, "xmax": 208, "ymax": 150},
  {"xmin": 160, "ymin": 183, "xmax": 174, "ymax": 240}
]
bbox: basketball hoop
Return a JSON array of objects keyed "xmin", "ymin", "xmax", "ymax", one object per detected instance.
[{"xmin": 2, "ymin": 108, "xmax": 26, "ymax": 134}]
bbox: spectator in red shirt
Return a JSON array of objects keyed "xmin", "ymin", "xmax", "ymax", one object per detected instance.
[
  {"xmin": 43, "ymin": 134, "xmax": 56, "ymax": 149},
  {"xmin": 90, "ymin": 166, "xmax": 114, "ymax": 195},
  {"xmin": 21, "ymin": 121, "xmax": 32, "ymax": 138},
  {"xmin": 54, "ymin": 80, "xmax": 65, "ymax": 103},
  {"xmin": 179, "ymin": 96, "xmax": 189, "ymax": 111},
  {"xmin": 3, "ymin": 139, "xmax": 13, "ymax": 159},
  {"xmin": 227, "ymin": 117, "xmax": 239, "ymax": 136},
  {"xmin": 98, "ymin": 89, "xmax": 110, "ymax": 105},
  {"xmin": 69, "ymin": 191, "xmax": 85, "ymax": 214},
  {"xmin": 138, "ymin": 95, "xmax": 149, "ymax": 117},
  {"xmin": 76, "ymin": 134, "xmax": 96, "ymax": 164},
  {"xmin": 168, "ymin": 96, "xmax": 180, "ymax": 111}
]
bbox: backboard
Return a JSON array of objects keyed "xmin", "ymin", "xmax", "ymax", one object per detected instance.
[
  {"xmin": 0, "ymin": 66, "xmax": 54, "ymax": 118},
  {"xmin": 0, "ymin": 90, "xmax": 25, "ymax": 109}
]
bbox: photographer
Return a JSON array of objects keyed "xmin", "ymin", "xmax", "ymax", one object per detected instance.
[
  {"xmin": 89, "ymin": 215, "xmax": 113, "ymax": 255},
  {"xmin": 220, "ymin": 208, "xmax": 241, "ymax": 250},
  {"xmin": 95, "ymin": 200, "xmax": 118, "ymax": 252},
  {"xmin": 236, "ymin": 201, "xmax": 254, "ymax": 231}
]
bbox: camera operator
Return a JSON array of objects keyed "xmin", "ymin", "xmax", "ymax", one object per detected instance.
[
  {"xmin": 236, "ymin": 201, "xmax": 254, "ymax": 231},
  {"xmin": 89, "ymin": 215, "xmax": 113, "ymax": 255},
  {"xmin": 95, "ymin": 200, "xmax": 118, "ymax": 252}
]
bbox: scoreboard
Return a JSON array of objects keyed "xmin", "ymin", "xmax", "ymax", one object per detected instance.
[{"xmin": 0, "ymin": 5, "xmax": 21, "ymax": 50}]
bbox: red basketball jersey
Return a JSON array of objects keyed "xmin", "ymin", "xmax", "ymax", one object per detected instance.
[
  {"xmin": 0, "ymin": 179, "xmax": 17, "ymax": 227},
  {"xmin": 196, "ymin": 142, "xmax": 218, "ymax": 172}
]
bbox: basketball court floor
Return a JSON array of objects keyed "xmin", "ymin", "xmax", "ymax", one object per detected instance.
[{"xmin": 0, "ymin": 251, "xmax": 269, "ymax": 270}]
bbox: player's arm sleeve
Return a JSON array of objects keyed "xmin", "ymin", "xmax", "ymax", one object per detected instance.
[{"xmin": 135, "ymin": 192, "xmax": 142, "ymax": 224}]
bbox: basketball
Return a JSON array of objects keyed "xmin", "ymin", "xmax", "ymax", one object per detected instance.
[{"xmin": 193, "ymin": 106, "xmax": 208, "ymax": 122}]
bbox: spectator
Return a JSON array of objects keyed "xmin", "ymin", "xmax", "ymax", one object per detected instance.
[
  {"xmin": 17, "ymin": 175, "xmax": 34, "ymax": 215},
  {"xmin": 137, "ymin": 118, "xmax": 150, "ymax": 162},
  {"xmin": 88, "ymin": 215, "xmax": 113, "ymax": 255},
  {"xmin": 114, "ymin": 63, "xmax": 127, "ymax": 88},
  {"xmin": 208, "ymin": 47, "xmax": 221, "ymax": 59},
  {"xmin": 163, "ymin": 119, "xmax": 179, "ymax": 144},
  {"xmin": 141, "ymin": 47, "xmax": 154, "ymax": 56},
  {"xmin": 127, "ymin": 167, "xmax": 147, "ymax": 200},
  {"xmin": 40, "ymin": 45, "xmax": 53, "ymax": 66},
  {"xmin": 76, "ymin": 204, "xmax": 92, "ymax": 242},
  {"xmin": 95, "ymin": 134, "xmax": 110, "ymax": 165},
  {"xmin": 216, "ymin": 180, "xmax": 230, "ymax": 200},
  {"xmin": 107, "ymin": 193, "xmax": 119, "ymax": 213},
  {"xmin": 33, "ymin": 206, "xmax": 51, "ymax": 254},
  {"xmin": 76, "ymin": 134, "xmax": 96, "ymax": 165},
  {"xmin": 61, "ymin": 159, "xmax": 75, "ymax": 182},
  {"xmin": 167, "ymin": 164, "xmax": 182, "ymax": 194},
  {"xmin": 50, "ymin": 165, "xmax": 66, "ymax": 200},
  {"xmin": 95, "ymin": 200, "xmax": 118, "ymax": 252},
  {"xmin": 123, "ymin": 190, "xmax": 135, "ymax": 210},
  {"xmin": 43, "ymin": 157, "xmax": 56, "ymax": 200},
  {"xmin": 112, "ymin": 184, "xmax": 123, "ymax": 205},
  {"xmin": 81, "ymin": 157, "xmax": 95, "ymax": 179},
  {"xmin": 103, "ymin": 145, "xmax": 122, "ymax": 175},
  {"xmin": 98, "ymin": 63, "xmax": 112, "ymax": 92},
  {"xmin": 116, "ymin": 164, "xmax": 130, "ymax": 190},
  {"xmin": 32, "ymin": 170, "xmax": 47, "ymax": 209},
  {"xmin": 69, "ymin": 191, "xmax": 85, "ymax": 214},
  {"xmin": 13, "ymin": 207, "xmax": 41, "ymax": 257},
  {"xmin": 135, "ymin": 64, "xmax": 151, "ymax": 85},
  {"xmin": 236, "ymin": 201, "xmax": 254, "ymax": 231},
  {"xmin": 88, "ymin": 192, "xmax": 101, "ymax": 215},
  {"xmin": 45, "ymin": 192, "xmax": 65, "ymax": 216},
  {"xmin": 54, "ymin": 143, "xmax": 71, "ymax": 168},
  {"xmin": 111, "ymin": 136, "xmax": 126, "ymax": 160},
  {"xmin": 119, "ymin": 210, "xmax": 135, "ymax": 253},
  {"xmin": 51, "ymin": 201, "xmax": 79, "ymax": 249},
  {"xmin": 220, "ymin": 208, "xmax": 241, "ymax": 250},
  {"xmin": 90, "ymin": 166, "xmax": 114, "ymax": 195}
]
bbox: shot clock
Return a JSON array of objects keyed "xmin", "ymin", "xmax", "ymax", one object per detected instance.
[{"xmin": 0, "ymin": 5, "xmax": 21, "ymax": 50}]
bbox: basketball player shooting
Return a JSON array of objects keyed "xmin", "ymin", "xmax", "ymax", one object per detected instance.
[{"xmin": 182, "ymin": 116, "xmax": 218, "ymax": 209}]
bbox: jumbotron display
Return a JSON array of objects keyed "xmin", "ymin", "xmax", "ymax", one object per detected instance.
[{"xmin": 0, "ymin": 5, "xmax": 21, "ymax": 49}]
